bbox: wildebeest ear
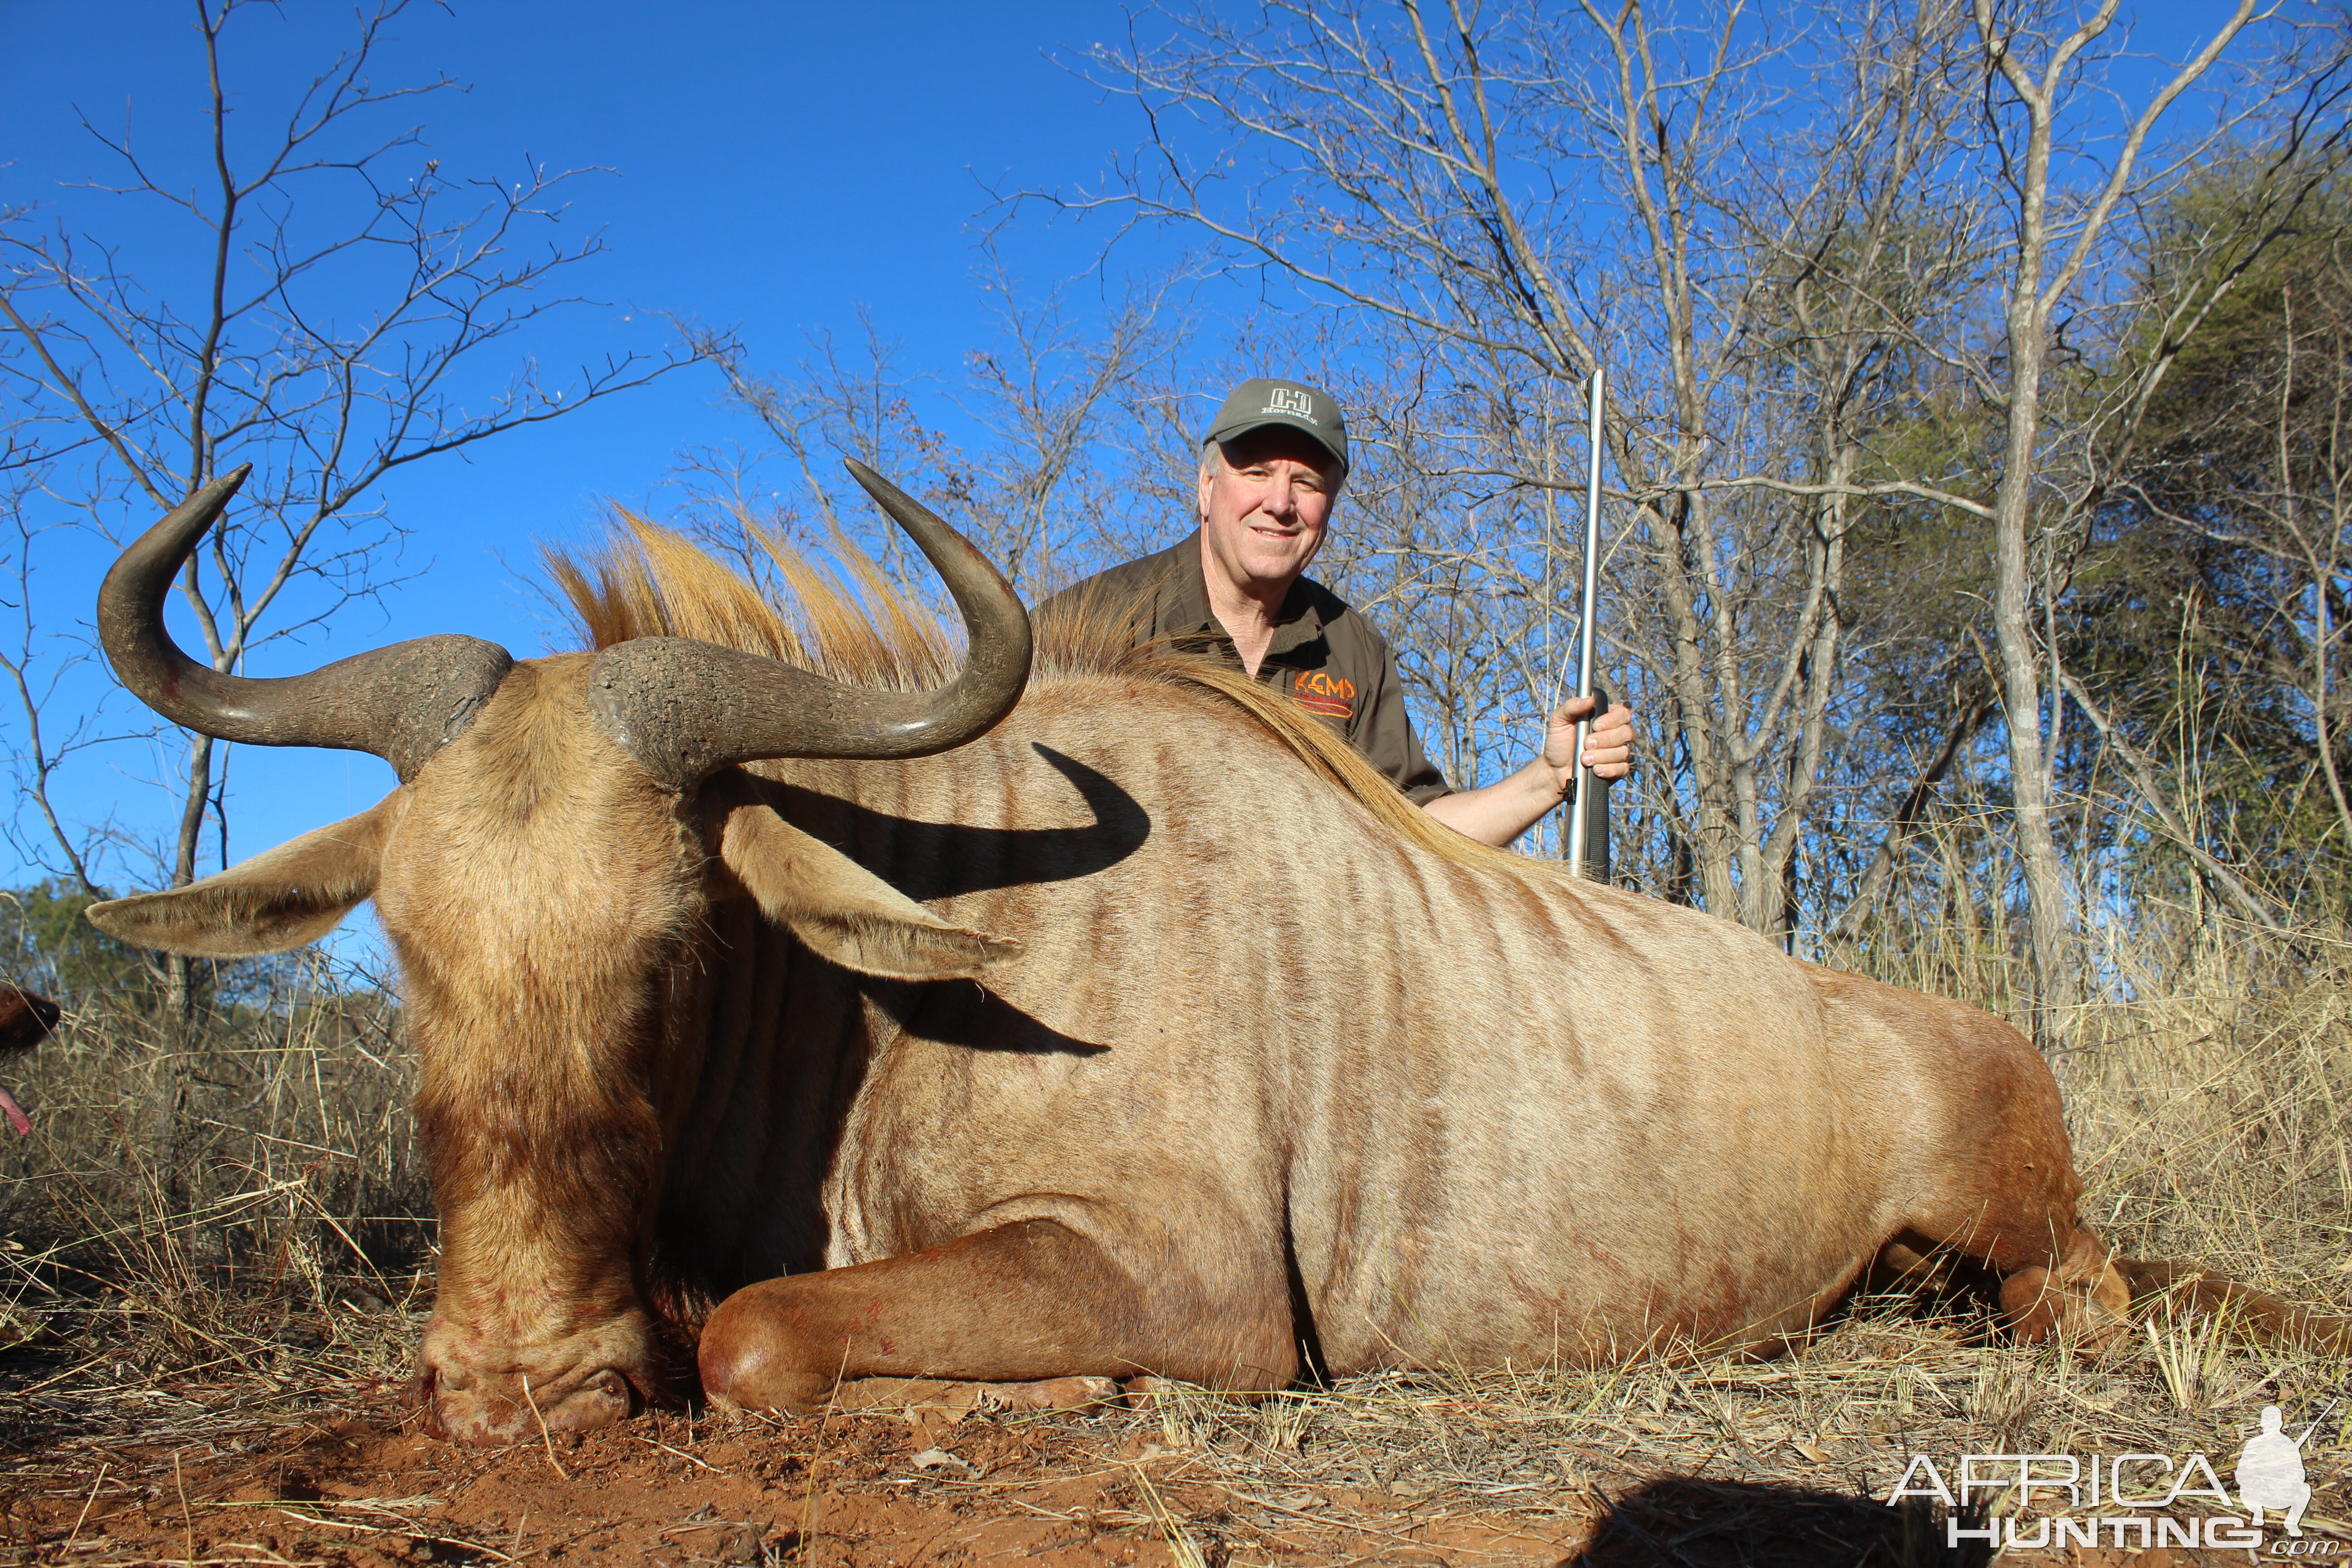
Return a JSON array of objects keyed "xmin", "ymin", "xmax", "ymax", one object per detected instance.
[
  {"xmin": 714, "ymin": 795, "xmax": 1019, "ymax": 982},
  {"xmin": 84, "ymin": 797, "xmax": 396, "ymax": 958}
]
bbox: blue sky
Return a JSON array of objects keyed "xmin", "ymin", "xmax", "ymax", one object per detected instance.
[
  {"xmin": 1, "ymin": 0, "xmax": 1168, "ymax": 898},
  {"xmin": 0, "ymin": 0, "xmax": 2269, "ymax": 927}
]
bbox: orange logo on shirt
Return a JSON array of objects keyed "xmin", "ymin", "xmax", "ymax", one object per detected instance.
[{"xmin": 1293, "ymin": 670, "xmax": 1355, "ymax": 719}]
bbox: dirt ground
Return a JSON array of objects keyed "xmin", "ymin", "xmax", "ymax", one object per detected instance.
[
  {"xmin": 0, "ymin": 1366, "xmax": 2304, "ymax": 1568},
  {"xmin": 5, "ymin": 1263, "xmax": 2339, "ymax": 1568}
]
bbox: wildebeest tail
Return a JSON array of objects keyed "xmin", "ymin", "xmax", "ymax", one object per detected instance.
[{"xmin": 2114, "ymin": 1256, "xmax": 2352, "ymax": 1353}]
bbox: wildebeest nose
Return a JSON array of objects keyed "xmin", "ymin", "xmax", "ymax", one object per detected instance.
[
  {"xmin": 571, "ymin": 1369, "xmax": 635, "ymax": 1424},
  {"xmin": 426, "ymin": 1366, "xmax": 636, "ymax": 1446}
]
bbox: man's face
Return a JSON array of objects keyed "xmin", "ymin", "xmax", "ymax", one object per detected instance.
[{"xmin": 1196, "ymin": 427, "xmax": 1342, "ymax": 598}]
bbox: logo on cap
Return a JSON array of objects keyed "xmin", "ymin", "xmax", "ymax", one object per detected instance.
[{"xmin": 1263, "ymin": 387, "xmax": 1318, "ymax": 424}]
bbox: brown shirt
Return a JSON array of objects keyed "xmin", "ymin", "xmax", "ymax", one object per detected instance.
[{"xmin": 1035, "ymin": 532, "xmax": 1453, "ymax": 804}]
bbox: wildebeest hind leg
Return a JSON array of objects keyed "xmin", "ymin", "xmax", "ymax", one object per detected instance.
[
  {"xmin": 1880, "ymin": 1181, "xmax": 2130, "ymax": 1347},
  {"xmin": 1990, "ymin": 1220, "xmax": 2130, "ymax": 1344},
  {"xmin": 697, "ymin": 1218, "xmax": 1288, "ymax": 1414},
  {"xmin": 1845, "ymin": 983, "xmax": 2131, "ymax": 1345},
  {"xmin": 1873, "ymin": 1215, "xmax": 2128, "ymax": 1346}
]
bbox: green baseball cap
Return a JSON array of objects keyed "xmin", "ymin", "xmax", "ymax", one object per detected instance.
[{"xmin": 1204, "ymin": 377, "xmax": 1349, "ymax": 473}]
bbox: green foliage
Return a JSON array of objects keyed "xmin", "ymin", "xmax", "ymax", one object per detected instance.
[
  {"xmin": 0, "ymin": 878, "xmax": 368, "ymax": 1026},
  {"xmin": 0, "ymin": 878, "xmax": 153, "ymax": 1004},
  {"xmin": 2071, "ymin": 160, "xmax": 2352, "ymax": 905}
]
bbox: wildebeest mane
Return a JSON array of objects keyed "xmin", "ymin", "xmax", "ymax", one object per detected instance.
[{"xmin": 549, "ymin": 513, "xmax": 1540, "ymax": 880}]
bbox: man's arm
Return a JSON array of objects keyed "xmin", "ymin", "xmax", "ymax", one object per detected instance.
[{"xmin": 1422, "ymin": 695, "xmax": 1633, "ymax": 848}]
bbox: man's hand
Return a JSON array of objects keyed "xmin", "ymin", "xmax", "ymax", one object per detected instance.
[
  {"xmin": 1423, "ymin": 691, "xmax": 1637, "ymax": 848},
  {"xmin": 1541, "ymin": 693, "xmax": 1635, "ymax": 789}
]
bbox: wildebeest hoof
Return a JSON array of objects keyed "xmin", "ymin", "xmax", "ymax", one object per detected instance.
[
  {"xmin": 976, "ymin": 1375, "xmax": 1120, "ymax": 1411},
  {"xmin": 1999, "ymin": 1262, "xmax": 2131, "ymax": 1349}
]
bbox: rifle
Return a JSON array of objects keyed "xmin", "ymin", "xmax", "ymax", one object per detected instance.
[{"xmin": 1566, "ymin": 368, "xmax": 1610, "ymax": 881}]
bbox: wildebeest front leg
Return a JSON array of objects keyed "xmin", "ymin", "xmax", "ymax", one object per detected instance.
[{"xmin": 698, "ymin": 1218, "xmax": 1273, "ymax": 1413}]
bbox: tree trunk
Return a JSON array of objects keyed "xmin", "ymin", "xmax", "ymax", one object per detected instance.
[
  {"xmin": 163, "ymin": 732, "xmax": 214, "ymax": 1030},
  {"xmin": 1966, "ymin": 0, "xmax": 2263, "ymax": 1041},
  {"xmin": 1831, "ymin": 681, "xmax": 1996, "ymax": 939},
  {"xmin": 1989, "ymin": 296, "xmax": 2075, "ymax": 1044},
  {"xmin": 157, "ymin": 730, "xmax": 216, "ymax": 1202},
  {"xmin": 1653, "ymin": 490, "xmax": 1742, "ymax": 917}
]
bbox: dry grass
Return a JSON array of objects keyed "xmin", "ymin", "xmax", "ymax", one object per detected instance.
[
  {"xmin": 1, "ymin": 901, "xmax": 2347, "ymax": 1558},
  {"xmin": 0, "ymin": 961, "xmax": 428, "ymax": 1462}
]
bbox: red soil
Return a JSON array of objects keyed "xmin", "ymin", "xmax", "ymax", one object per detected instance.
[{"xmin": 0, "ymin": 1378, "xmax": 2253, "ymax": 1567}]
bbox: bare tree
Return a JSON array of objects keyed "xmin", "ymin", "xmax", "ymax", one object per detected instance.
[
  {"xmin": 0, "ymin": 0, "xmax": 706, "ymax": 1018},
  {"xmin": 2071, "ymin": 165, "xmax": 2352, "ymax": 914},
  {"xmin": 1946, "ymin": 0, "xmax": 2346, "ymax": 1033},
  {"xmin": 1063, "ymin": 0, "xmax": 1993, "ymax": 936},
  {"xmin": 2257, "ymin": 243, "xmax": 2352, "ymax": 862},
  {"xmin": 672, "ymin": 248, "xmax": 1178, "ymax": 608}
]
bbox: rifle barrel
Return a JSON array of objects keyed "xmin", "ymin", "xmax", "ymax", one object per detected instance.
[{"xmin": 1566, "ymin": 367, "xmax": 1605, "ymax": 878}]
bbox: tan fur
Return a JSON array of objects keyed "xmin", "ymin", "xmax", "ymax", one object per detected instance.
[
  {"xmin": 549, "ymin": 515, "xmax": 1524, "ymax": 883},
  {"xmin": 91, "ymin": 520, "xmax": 2344, "ymax": 1442},
  {"xmin": 374, "ymin": 658, "xmax": 698, "ymax": 1440}
]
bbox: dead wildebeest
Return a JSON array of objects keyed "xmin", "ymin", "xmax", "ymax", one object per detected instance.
[
  {"xmin": 0, "ymin": 984, "xmax": 61, "ymax": 1137},
  {"xmin": 82, "ymin": 466, "xmax": 2347, "ymax": 1445}
]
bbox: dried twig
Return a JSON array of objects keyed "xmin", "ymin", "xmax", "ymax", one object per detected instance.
[{"xmin": 519, "ymin": 1376, "xmax": 571, "ymax": 1483}]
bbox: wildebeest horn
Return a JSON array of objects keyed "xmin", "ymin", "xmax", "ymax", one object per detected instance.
[
  {"xmin": 98, "ymin": 466, "xmax": 516, "ymax": 783},
  {"xmin": 585, "ymin": 460, "xmax": 1033, "ymax": 788}
]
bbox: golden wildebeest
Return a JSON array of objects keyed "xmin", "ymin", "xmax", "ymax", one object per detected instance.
[
  {"xmin": 86, "ymin": 467, "xmax": 2343, "ymax": 1445},
  {"xmin": 0, "ymin": 984, "xmax": 61, "ymax": 1137}
]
